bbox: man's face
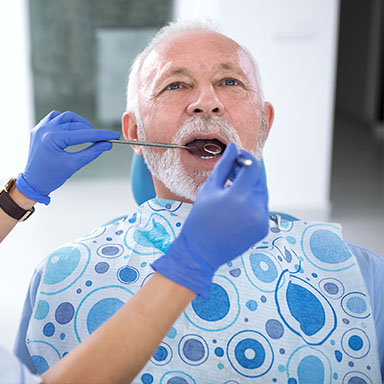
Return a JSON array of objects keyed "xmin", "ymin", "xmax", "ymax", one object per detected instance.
[{"xmin": 124, "ymin": 30, "xmax": 273, "ymax": 202}]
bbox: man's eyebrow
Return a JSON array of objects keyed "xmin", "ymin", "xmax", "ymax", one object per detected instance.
[
  {"xmin": 169, "ymin": 67, "xmax": 191, "ymax": 76},
  {"xmin": 214, "ymin": 63, "xmax": 247, "ymax": 77},
  {"xmin": 217, "ymin": 63, "xmax": 235, "ymax": 71},
  {"xmin": 160, "ymin": 67, "xmax": 192, "ymax": 79}
]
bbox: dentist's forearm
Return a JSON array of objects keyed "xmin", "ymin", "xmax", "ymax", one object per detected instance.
[{"xmin": 0, "ymin": 183, "xmax": 36, "ymax": 243}]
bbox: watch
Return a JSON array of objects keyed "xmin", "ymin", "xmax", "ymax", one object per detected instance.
[{"xmin": 0, "ymin": 178, "xmax": 35, "ymax": 221}]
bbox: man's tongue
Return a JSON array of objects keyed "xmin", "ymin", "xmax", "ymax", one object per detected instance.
[{"xmin": 185, "ymin": 139, "xmax": 226, "ymax": 158}]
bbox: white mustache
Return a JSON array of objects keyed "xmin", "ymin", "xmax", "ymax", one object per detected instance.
[{"xmin": 172, "ymin": 116, "xmax": 243, "ymax": 148}]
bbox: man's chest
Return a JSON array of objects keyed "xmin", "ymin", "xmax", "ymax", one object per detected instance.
[{"xmin": 27, "ymin": 219, "xmax": 382, "ymax": 382}]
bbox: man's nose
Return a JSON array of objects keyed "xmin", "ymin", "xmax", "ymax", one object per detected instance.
[{"xmin": 186, "ymin": 87, "xmax": 225, "ymax": 116}]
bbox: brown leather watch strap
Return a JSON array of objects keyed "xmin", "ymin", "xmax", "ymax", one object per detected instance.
[{"xmin": 0, "ymin": 178, "xmax": 35, "ymax": 221}]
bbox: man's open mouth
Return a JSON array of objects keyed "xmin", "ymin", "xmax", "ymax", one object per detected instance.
[{"xmin": 185, "ymin": 138, "xmax": 227, "ymax": 159}]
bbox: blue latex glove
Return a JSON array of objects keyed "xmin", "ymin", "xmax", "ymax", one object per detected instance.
[
  {"xmin": 16, "ymin": 111, "xmax": 120, "ymax": 204},
  {"xmin": 152, "ymin": 143, "xmax": 269, "ymax": 297}
]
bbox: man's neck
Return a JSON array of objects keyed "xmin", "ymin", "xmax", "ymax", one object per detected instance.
[
  {"xmin": 153, "ymin": 178, "xmax": 194, "ymax": 205},
  {"xmin": 155, "ymin": 192, "xmax": 193, "ymax": 205}
]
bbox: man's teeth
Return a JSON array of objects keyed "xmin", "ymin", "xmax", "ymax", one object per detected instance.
[{"xmin": 200, "ymin": 155, "xmax": 217, "ymax": 159}]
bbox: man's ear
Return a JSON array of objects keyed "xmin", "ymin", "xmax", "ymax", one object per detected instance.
[
  {"xmin": 263, "ymin": 102, "xmax": 274, "ymax": 138},
  {"xmin": 122, "ymin": 112, "xmax": 142, "ymax": 155}
]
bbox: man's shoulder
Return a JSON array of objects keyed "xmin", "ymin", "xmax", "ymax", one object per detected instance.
[
  {"xmin": 345, "ymin": 241, "xmax": 384, "ymax": 289},
  {"xmin": 346, "ymin": 241, "xmax": 383, "ymax": 267},
  {"xmin": 37, "ymin": 217, "xmax": 130, "ymax": 273},
  {"xmin": 346, "ymin": 241, "xmax": 384, "ymax": 310}
]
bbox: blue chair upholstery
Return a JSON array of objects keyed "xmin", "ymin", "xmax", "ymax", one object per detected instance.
[
  {"xmin": 131, "ymin": 154, "xmax": 156, "ymax": 206},
  {"xmin": 130, "ymin": 153, "xmax": 298, "ymax": 221}
]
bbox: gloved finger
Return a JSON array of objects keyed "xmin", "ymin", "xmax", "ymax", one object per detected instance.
[
  {"xmin": 33, "ymin": 110, "xmax": 61, "ymax": 130},
  {"xmin": 209, "ymin": 142, "xmax": 238, "ymax": 187},
  {"xmin": 46, "ymin": 110, "xmax": 61, "ymax": 121},
  {"xmin": 54, "ymin": 111, "xmax": 94, "ymax": 129},
  {"xmin": 56, "ymin": 128, "xmax": 120, "ymax": 148},
  {"xmin": 70, "ymin": 141, "xmax": 113, "ymax": 166}
]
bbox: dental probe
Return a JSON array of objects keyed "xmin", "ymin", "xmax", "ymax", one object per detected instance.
[
  {"xmin": 106, "ymin": 139, "xmax": 189, "ymax": 150},
  {"xmin": 236, "ymin": 157, "xmax": 253, "ymax": 167}
]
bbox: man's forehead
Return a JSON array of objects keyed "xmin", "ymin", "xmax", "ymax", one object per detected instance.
[
  {"xmin": 140, "ymin": 30, "xmax": 257, "ymax": 83},
  {"xmin": 154, "ymin": 29, "xmax": 240, "ymax": 54}
]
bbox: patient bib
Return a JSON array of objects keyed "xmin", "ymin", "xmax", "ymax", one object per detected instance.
[{"xmin": 26, "ymin": 198, "xmax": 381, "ymax": 383}]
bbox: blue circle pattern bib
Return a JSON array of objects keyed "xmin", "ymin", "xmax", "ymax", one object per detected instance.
[{"xmin": 26, "ymin": 199, "xmax": 381, "ymax": 383}]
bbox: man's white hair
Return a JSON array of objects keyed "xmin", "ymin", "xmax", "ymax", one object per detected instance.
[{"xmin": 126, "ymin": 19, "xmax": 265, "ymax": 117}]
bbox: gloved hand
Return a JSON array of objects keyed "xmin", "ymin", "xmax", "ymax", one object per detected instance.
[
  {"xmin": 152, "ymin": 143, "xmax": 269, "ymax": 297},
  {"xmin": 16, "ymin": 111, "xmax": 120, "ymax": 204}
]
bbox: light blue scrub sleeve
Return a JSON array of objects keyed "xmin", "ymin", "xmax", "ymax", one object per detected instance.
[
  {"xmin": 13, "ymin": 265, "xmax": 43, "ymax": 374},
  {"xmin": 347, "ymin": 242, "xmax": 384, "ymax": 378},
  {"xmin": 0, "ymin": 345, "xmax": 41, "ymax": 384}
]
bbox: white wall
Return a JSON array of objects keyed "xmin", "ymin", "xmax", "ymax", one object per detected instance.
[
  {"xmin": 0, "ymin": 0, "xmax": 33, "ymax": 179},
  {"xmin": 175, "ymin": 0, "xmax": 340, "ymax": 220},
  {"xmin": 0, "ymin": 0, "xmax": 33, "ymax": 352}
]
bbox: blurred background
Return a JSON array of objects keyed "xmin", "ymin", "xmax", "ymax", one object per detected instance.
[{"xmin": 0, "ymin": 0, "xmax": 383, "ymax": 350}]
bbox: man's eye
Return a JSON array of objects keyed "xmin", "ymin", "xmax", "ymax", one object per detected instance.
[
  {"xmin": 223, "ymin": 79, "xmax": 238, "ymax": 86},
  {"xmin": 167, "ymin": 83, "xmax": 183, "ymax": 90}
]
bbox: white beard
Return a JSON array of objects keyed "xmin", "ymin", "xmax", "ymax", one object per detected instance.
[{"xmin": 137, "ymin": 115, "xmax": 266, "ymax": 201}]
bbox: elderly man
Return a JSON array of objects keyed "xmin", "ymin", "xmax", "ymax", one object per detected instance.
[{"xmin": 15, "ymin": 21, "xmax": 383, "ymax": 383}]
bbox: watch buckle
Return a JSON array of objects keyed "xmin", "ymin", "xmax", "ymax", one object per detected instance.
[{"xmin": 18, "ymin": 207, "xmax": 35, "ymax": 222}]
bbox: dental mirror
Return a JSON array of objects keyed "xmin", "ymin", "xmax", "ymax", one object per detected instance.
[{"xmin": 203, "ymin": 143, "xmax": 222, "ymax": 155}]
